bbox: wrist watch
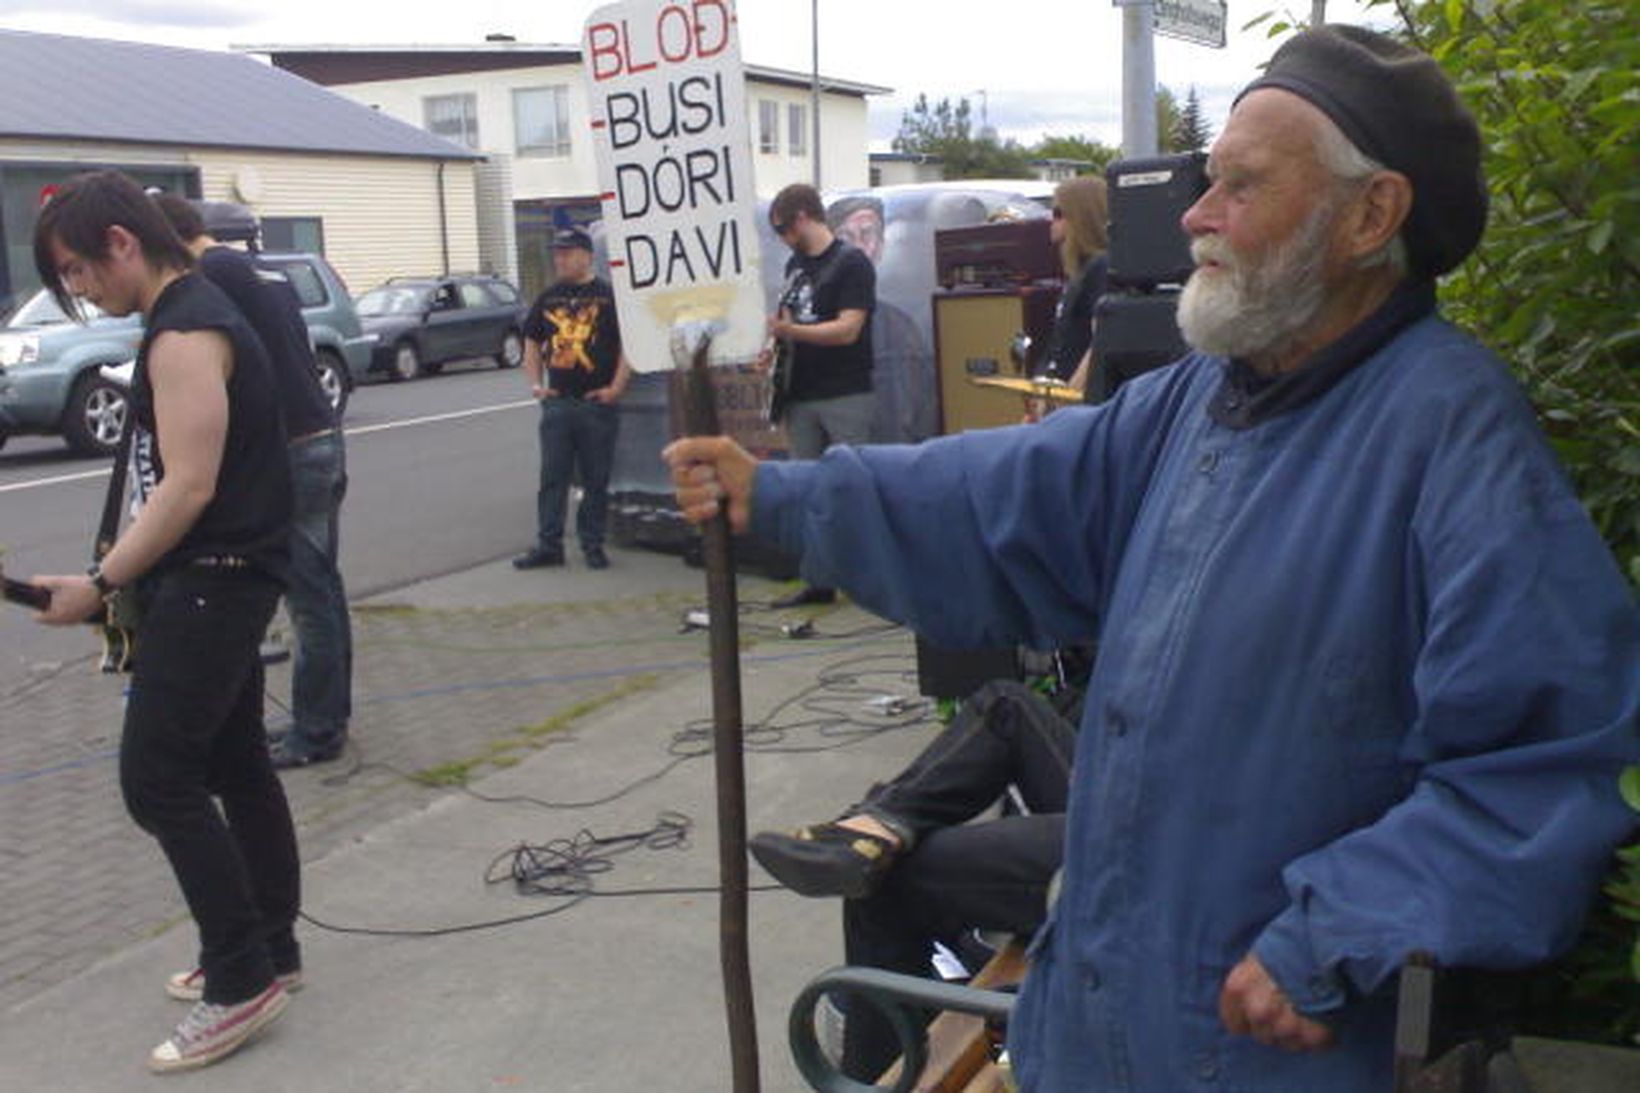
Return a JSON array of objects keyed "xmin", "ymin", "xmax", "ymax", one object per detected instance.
[{"xmin": 86, "ymin": 563, "xmax": 116, "ymax": 596}]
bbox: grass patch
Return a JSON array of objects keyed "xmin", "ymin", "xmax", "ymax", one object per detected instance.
[{"xmin": 410, "ymin": 672, "xmax": 665, "ymax": 784}]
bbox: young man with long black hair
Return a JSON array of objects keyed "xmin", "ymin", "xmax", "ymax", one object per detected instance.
[{"xmin": 28, "ymin": 171, "xmax": 300, "ymax": 1073}]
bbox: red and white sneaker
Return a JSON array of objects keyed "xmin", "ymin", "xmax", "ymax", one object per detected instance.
[
  {"xmin": 148, "ymin": 981, "xmax": 289, "ymax": 1073},
  {"xmin": 165, "ymin": 966, "xmax": 303, "ymax": 1002}
]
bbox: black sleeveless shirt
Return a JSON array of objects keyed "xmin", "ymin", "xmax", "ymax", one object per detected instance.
[{"xmin": 130, "ymin": 273, "xmax": 291, "ymax": 577}]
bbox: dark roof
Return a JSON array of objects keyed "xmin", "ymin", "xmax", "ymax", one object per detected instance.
[
  {"xmin": 252, "ymin": 42, "xmax": 891, "ymax": 97},
  {"xmin": 0, "ymin": 30, "xmax": 480, "ymax": 161}
]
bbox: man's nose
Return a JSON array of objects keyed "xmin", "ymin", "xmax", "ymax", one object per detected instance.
[{"xmin": 1180, "ymin": 184, "xmax": 1220, "ymax": 237}]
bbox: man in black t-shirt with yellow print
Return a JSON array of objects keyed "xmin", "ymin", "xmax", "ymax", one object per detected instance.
[{"xmin": 514, "ymin": 227, "xmax": 631, "ymax": 571}]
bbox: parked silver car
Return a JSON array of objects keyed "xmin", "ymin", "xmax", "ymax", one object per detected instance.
[
  {"xmin": 0, "ymin": 251, "xmax": 371, "ymax": 456},
  {"xmin": 0, "ymin": 290, "xmax": 140, "ymax": 455}
]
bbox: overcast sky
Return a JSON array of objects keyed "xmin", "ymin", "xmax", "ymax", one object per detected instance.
[{"xmin": 0, "ymin": 1, "xmax": 1392, "ymax": 149}]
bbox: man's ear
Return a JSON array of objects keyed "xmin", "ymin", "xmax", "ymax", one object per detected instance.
[
  {"xmin": 104, "ymin": 224, "xmax": 141, "ymax": 263},
  {"xmin": 1342, "ymin": 171, "xmax": 1413, "ymax": 263}
]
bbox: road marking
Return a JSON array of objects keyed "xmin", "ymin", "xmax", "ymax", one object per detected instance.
[
  {"xmin": 0, "ymin": 468, "xmax": 109, "ymax": 493},
  {"xmin": 342, "ymin": 399, "xmax": 535, "ymax": 437},
  {"xmin": 0, "ymin": 398, "xmax": 537, "ymax": 494}
]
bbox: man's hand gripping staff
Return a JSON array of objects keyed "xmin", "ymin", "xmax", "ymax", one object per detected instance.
[{"xmin": 663, "ymin": 434, "xmax": 759, "ymax": 536}]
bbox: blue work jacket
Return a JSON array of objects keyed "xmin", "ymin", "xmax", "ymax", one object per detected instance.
[{"xmin": 751, "ymin": 312, "xmax": 1640, "ymax": 1091}]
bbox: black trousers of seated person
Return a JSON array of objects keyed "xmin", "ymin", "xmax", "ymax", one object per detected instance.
[{"xmin": 840, "ymin": 679, "xmax": 1078, "ymax": 1081}]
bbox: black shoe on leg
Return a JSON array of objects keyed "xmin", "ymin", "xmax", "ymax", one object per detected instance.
[
  {"xmin": 749, "ymin": 822, "xmax": 898, "ymax": 899},
  {"xmin": 771, "ymin": 586, "xmax": 837, "ymax": 609},
  {"xmin": 513, "ymin": 547, "xmax": 565, "ymax": 570}
]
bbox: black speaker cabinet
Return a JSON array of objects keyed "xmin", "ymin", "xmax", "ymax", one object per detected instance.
[
  {"xmin": 915, "ymin": 636, "xmax": 1018, "ymax": 701},
  {"xmin": 1089, "ymin": 291, "xmax": 1188, "ymax": 403},
  {"xmin": 1106, "ymin": 152, "xmax": 1208, "ymax": 290},
  {"xmin": 932, "ymin": 285, "xmax": 1060, "ymax": 434}
]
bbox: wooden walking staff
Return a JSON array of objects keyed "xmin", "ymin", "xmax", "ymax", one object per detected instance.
[
  {"xmin": 672, "ymin": 322, "xmax": 760, "ymax": 1092},
  {"xmin": 580, "ymin": 3, "xmax": 768, "ymax": 1083}
]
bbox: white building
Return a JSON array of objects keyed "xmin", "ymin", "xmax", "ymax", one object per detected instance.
[
  {"xmin": 256, "ymin": 42, "xmax": 889, "ymax": 299},
  {"xmin": 0, "ymin": 30, "xmax": 482, "ymax": 311}
]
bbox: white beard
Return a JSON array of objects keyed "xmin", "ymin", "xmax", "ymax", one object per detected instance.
[{"xmin": 1178, "ymin": 201, "xmax": 1336, "ymax": 361}]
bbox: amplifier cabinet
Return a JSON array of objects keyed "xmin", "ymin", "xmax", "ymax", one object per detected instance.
[
  {"xmin": 935, "ymin": 218, "xmax": 1059, "ymax": 289},
  {"xmin": 933, "ymin": 286, "xmax": 1060, "ymax": 434}
]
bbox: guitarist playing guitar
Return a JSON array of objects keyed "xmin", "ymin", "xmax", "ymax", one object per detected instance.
[
  {"xmin": 759, "ymin": 183, "xmax": 878, "ymax": 609},
  {"xmin": 27, "ymin": 170, "xmax": 301, "ymax": 1074}
]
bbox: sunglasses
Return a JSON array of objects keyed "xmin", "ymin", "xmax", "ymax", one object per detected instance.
[
  {"xmin": 1051, "ymin": 207, "xmax": 1064, "ymax": 219},
  {"xmin": 771, "ymin": 220, "xmax": 792, "ymax": 236}
]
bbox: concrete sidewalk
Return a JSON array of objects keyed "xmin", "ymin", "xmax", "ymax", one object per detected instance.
[{"xmin": 0, "ymin": 548, "xmax": 937, "ymax": 1091}]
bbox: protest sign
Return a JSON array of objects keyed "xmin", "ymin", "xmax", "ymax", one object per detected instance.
[{"xmin": 583, "ymin": 0, "xmax": 764, "ymax": 371}]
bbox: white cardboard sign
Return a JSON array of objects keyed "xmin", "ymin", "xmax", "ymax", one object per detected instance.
[{"xmin": 582, "ymin": 0, "xmax": 764, "ymax": 371}]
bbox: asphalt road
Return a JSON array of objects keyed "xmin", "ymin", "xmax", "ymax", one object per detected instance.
[{"xmin": 0, "ymin": 361, "xmax": 547, "ymax": 695}]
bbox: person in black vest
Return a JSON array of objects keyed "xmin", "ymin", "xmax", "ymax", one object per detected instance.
[
  {"xmin": 513, "ymin": 227, "xmax": 631, "ymax": 571},
  {"xmin": 29, "ymin": 171, "xmax": 299, "ymax": 1072},
  {"xmin": 763, "ymin": 183, "xmax": 877, "ymax": 608},
  {"xmin": 153, "ymin": 194, "xmax": 353, "ymax": 769}
]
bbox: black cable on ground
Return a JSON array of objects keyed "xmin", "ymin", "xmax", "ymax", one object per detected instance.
[{"xmin": 293, "ymin": 648, "xmax": 931, "ymax": 938}]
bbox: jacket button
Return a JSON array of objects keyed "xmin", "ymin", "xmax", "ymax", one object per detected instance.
[
  {"xmin": 1195, "ymin": 1053, "xmax": 1219, "ymax": 1080},
  {"xmin": 1108, "ymin": 711, "xmax": 1128, "ymax": 737}
]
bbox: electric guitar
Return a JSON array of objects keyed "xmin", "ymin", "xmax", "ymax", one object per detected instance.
[
  {"xmin": 1, "ymin": 562, "xmax": 134, "ymax": 672},
  {"xmin": 766, "ymin": 269, "xmax": 803, "ymax": 425}
]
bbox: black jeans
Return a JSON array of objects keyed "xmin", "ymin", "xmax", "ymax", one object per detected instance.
[
  {"xmin": 841, "ymin": 679, "xmax": 1078, "ymax": 1080},
  {"xmin": 119, "ymin": 567, "xmax": 301, "ymax": 1005}
]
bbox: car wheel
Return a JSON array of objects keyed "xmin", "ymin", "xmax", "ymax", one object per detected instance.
[
  {"xmin": 497, "ymin": 330, "xmax": 524, "ymax": 369},
  {"xmin": 314, "ymin": 349, "xmax": 350, "ymax": 419},
  {"xmin": 390, "ymin": 340, "xmax": 422, "ymax": 382},
  {"xmin": 62, "ymin": 370, "xmax": 130, "ymax": 456}
]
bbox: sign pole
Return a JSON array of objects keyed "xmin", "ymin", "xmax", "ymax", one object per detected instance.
[
  {"xmin": 1122, "ymin": 1, "xmax": 1159, "ymax": 157},
  {"xmin": 583, "ymin": 4, "xmax": 766, "ymax": 1088}
]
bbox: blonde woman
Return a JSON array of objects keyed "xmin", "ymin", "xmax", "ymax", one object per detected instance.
[{"xmin": 1042, "ymin": 176, "xmax": 1109, "ymax": 393}]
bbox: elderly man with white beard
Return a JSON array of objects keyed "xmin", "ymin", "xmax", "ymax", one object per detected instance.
[{"xmin": 664, "ymin": 24, "xmax": 1639, "ymax": 1092}]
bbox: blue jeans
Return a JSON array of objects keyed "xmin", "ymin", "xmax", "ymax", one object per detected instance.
[
  {"xmin": 284, "ymin": 430, "xmax": 352, "ymax": 750},
  {"xmin": 122, "ymin": 567, "xmax": 300, "ymax": 1004},
  {"xmin": 536, "ymin": 397, "xmax": 618, "ymax": 552}
]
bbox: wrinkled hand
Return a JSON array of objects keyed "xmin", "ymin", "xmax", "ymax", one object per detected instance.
[
  {"xmin": 1219, "ymin": 955, "xmax": 1334, "ymax": 1053},
  {"xmin": 31, "ymin": 574, "xmax": 103, "ymax": 626},
  {"xmin": 662, "ymin": 435, "xmax": 758, "ymax": 534}
]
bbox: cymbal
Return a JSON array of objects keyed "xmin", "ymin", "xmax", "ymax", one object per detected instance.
[{"xmin": 970, "ymin": 375, "xmax": 1083, "ymax": 403}]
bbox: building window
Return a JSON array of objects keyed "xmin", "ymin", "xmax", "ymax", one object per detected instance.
[
  {"xmin": 787, "ymin": 103, "xmax": 807, "ymax": 156},
  {"xmin": 261, "ymin": 216, "xmax": 324, "ymax": 256},
  {"xmin": 758, "ymin": 100, "xmax": 779, "ymax": 153},
  {"xmin": 514, "ymin": 86, "xmax": 572, "ymax": 157},
  {"xmin": 424, "ymin": 93, "xmax": 480, "ymax": 149}
]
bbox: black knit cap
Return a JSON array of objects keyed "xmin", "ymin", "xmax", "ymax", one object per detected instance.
[{"xmin": 1236, "ymin": 24, "xmax": 1487, "ymax": 277}]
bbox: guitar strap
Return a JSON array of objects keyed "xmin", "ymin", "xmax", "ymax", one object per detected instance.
[{"xmin": 94, "ymin": 419, "xmax": 134, "ymax": 562}]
